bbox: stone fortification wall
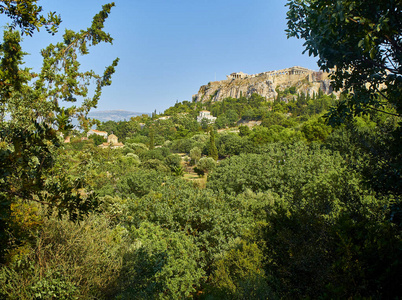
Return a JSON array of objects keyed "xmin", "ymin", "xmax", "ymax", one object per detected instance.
[{"xmin": 193, "ymin": 66, "xmax": 332, "ymax": 103}]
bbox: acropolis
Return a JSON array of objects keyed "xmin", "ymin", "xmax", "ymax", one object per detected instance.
[
  {"xmin": 226, "ymin": 66, "xmax": 314, "ymax": 81},
  {"xmin": 193, "ymin": 66, "xmax": 332, "ymax": 103}
]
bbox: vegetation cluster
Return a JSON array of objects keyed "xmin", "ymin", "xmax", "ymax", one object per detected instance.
[{"xmin": 0, "ymin": 0, "xmax": 401, "ymax": 299}]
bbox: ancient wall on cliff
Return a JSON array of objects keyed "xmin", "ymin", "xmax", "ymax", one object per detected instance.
[{"xmin": 192, "ymin": 66, "xmax": 333, "ymax": 103}]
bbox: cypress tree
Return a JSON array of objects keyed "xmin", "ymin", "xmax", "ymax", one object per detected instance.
[
  {"xmin": 149, "ymin": 126, "xmax": 155, "ymax": 150},
  {"xmin": 208, "ymin": 127, "xmax": 218, "ymax": 161}
]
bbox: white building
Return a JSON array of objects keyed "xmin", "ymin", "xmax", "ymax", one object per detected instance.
[
  {"xmin": 197, "ymin": 110, "xmax": 217, "ymax": 123},
  {"xmin": 226, "ymin": 71, "xmax": 249, "ymax": 80}
]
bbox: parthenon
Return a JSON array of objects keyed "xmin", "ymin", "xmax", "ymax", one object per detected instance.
[{"xmin": 226, "ymin": 66, "xmax": 313, "ymax": 80}]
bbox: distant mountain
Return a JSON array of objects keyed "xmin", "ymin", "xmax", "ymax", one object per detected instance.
[{"xmin": 87, "ymin": 110, "xmax": 149, "ymax": 122}]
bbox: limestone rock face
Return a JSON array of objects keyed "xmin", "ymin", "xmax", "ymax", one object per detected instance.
[{"xmin": 192, "ymin": 66, "xmax": 333, "ymax": 103}]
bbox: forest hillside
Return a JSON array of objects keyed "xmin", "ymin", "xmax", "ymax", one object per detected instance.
[{"xmin": 1, "ymin": 0, "xmax": 401, "ymax": 299}]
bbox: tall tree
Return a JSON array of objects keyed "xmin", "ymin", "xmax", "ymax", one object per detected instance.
[
  {"xmin": 0, "ymin": 2, "xmax": 118, "ymax": 261},
  {"xmin": 286, "ymin": 0, "xmax": 402, "ymax": 120},
  {"xmin": 208, "ymin": 127, "xmax": 219, "ymax": 161},
  {"xmin": 286, "ymin": 0, "xmax": 402, "ymax": 197},
  {"xmin": 148, "ymin": 125, "xmax": 155, "ymax": 150}
]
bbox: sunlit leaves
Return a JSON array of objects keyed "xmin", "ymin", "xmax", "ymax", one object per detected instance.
[{"xmin": 0, "ymin": 0, "xmax": 61, "ymax": 36}]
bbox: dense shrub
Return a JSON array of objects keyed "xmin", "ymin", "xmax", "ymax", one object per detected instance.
[{"xmin": 0, "ymin": 212, "xmax": 127, "ymax": 299}]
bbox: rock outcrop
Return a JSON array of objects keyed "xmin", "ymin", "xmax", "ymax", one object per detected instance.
[{"xmin": 192, "ymin": 66, "xmax": 333, "ymax": 103}]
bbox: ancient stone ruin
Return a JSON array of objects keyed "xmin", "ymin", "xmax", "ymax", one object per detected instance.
[{"xmin": 193, "ymin": 66, "xmax": 333, "ymax": 103}]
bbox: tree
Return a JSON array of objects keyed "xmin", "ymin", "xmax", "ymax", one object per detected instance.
[
  {"xmin": 194, "ymin": 157, "xmax": 216, "ymax": 176},
  {"xmin": 190, "ymin": 146, "xmax": 201, "ymax": 165},
  {"xmin": 301, "ymin": 116, "xmax": 332, "ymax": 142},
  {"xmin": 286, "ymin": 0, "xmax": 402, "ymax": 198},
  {"xmin": 225, "ymin": 109, "xmax": 239, "ymax": 125},
  {"xmin": 89, "ymin": 134, "xmax": 107, "ymax": 146},
  {"xmin": 286, "ymin": 0, "xmax": 402, "ymax": 120},
  {"xmin": 238, "ymin": 125, "xmax": 251, "ymax": 137},
  {"xmin": 148, "ymin": 126, "xmax": 155, "ymax": 150},
  {"xmin": 0, "ymin": 3, "xmax": 118, "ymax": 262},
  {"xmin": 208, "ymin": 127, "xmax": 219, "ymax": 160},
  {"xmin": 0, "ymin": 0, "xmax": 61, "ymax": 36}
]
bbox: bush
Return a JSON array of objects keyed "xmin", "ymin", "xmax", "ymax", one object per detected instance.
[
  {"xmin": 117, "ymin": 169, "xmax": 165, "ymax": 198},
  {"xmin": 0, "ymin": 212, "xmax": 127, "ymax": 299},
  {"xmin": 117, "ymin": 222, "xmax": 204, "ymax": 299},
  {"xmin": 164, "ymin": 154, "xmax": 182, "ymax": 172},
  {"xmin": 123, "ymin": 142, "xmax": 148, "ymax": 155},
  {"xmin": 195, "ymin": 157, "xmax": 216, "ymax": 176},
  {"xmin": 207, "ymin": 240, "xmax": 273, "ymax": 299}
]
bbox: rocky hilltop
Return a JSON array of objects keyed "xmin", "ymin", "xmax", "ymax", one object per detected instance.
[{"xmin": 192, "ymin": 66, "xmax": 333, "ymax": 103}]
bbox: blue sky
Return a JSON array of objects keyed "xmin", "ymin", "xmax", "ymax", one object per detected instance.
[{"xmin": 4, "ymin": 0, "xmax": 319, "ymax": 114}]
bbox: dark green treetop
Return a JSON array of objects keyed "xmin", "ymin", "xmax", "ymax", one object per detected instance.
[
  {"xmin": 208, "ymin": 126, "xmax": 219, "ymax": 160},
  {"xmin": 286, "ymin": 0, "xmax": 402, "ymax": 121}
]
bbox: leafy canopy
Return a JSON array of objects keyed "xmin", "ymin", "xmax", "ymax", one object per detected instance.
[
  {"xmin": 286, "ymin": 0, "xmax": 402, "ymax": 121},
  {"xmin": 0, "ymin": 2, "xmax": 118, "ymax": 254}
]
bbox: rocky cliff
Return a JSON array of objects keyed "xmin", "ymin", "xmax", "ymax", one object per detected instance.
[{"xmin": 192, "ymin": 66, "xmax": 333, "ymax": 103}]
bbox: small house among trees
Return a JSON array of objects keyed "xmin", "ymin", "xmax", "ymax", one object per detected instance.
[
  {"xmin": 197, "ymin": 111, "xmax": 217, "ymax": 124},
  {"xmin": 98, "ymin": 133, "xmax": 124, "ymax": 149}
]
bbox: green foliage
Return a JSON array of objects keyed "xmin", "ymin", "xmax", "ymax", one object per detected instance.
[
  {"xmin": 2, "ymin": 1, "xmax": 402, "ymax": 299},
  {"xmin": 208, "ymin": 95, "xmax": 268, "ymax": 122},
  {"xmin": 207, "ymin": 241, "xmax": 273, "ymax": 299},
  {"xmin": 216, "ymin": 133, "xmax": 249, "ymax": 157},
  {"xmin": 190, "ymin": 146, "xmax": 202, "ymax": 164},
  {"xmin": 0, "ymin": 122, "xmax": 98, "ymax": 263},
  {"xmin": 1, "ymin": 267, "xmax": 78, "ymax": 300},
  {"xmin": 301, "ymin": 116, "xmax": 332, "ymax": 142},
  {"xmin": 208, "ymin": 128, "xmax": 219, "ymax": 160},
  {"xmin": 117, "ymin": 222, "xmax": 204, "ymax": 299},
  {"xmin": 0, "ymin": 212, "xmax": 127, "ymax": 299},
  {"xmin": 33, "ymin": 3, "xmax": 118, "ymax": 131},
  {"xmin": 124, "ymin": 153, "xmax": 141, "ymax": 165},
  {"xmin": 124, "ymin": 142, "xmax": 149, "ymax": 155},
  {"xmin": 139, "ymin": 146, "xmax": 170, "ymax": 162},
  {"xmin": 0, "ymin": 2, "xmax": 118, "ymax": 263},
  {"xmin": 238, "ymin": 125, "xmax": 251, "ymax": 137},
  {"xmin": 248, "ymin": 125, "xmax": 304, "ymax": 145},
  {"xmin": 124, "ymin": 179, "xmax": 254, "ymax": 277},
  {"xmin": 286, "ymin": 0, "xmax": 402, "ymax": 119},
  {"xmin": 164, "ymin": 154, "xmax": 183, "ymax": 176},
  {"xmin": 261, "ymin": 112, "xmax": 287, "ymax": 128},
  {"xmin": 194, "ymin": 157, "xmax": 216, "ymax": 176},
  {"xmin": 263, "ymin": 190, "xmax": 402, "ymax": 299},
  {"xmin": 324, "ymin": 114, "xmax": 402, "ymax": 197},
  {"xmin": 89, "ymin": 133, "xmax": 107, "ymax": 146},
  {"xmin": 117, "ymin": 169, "xmax": 165, "ymax": 198},
  {"xmin": 148, "ymin": 126, "xmax": 155, "ymax": 149},
  {"xmin": 0, "ymin": 0, "xmax": 61, "ymax": 36},
  {"xmin": 208, "ymin": 142, "xmax": 348, "ymax": 208},
  {"xmin": 163, "ymin": 100, "xmax": 197, "ymax": 116}
]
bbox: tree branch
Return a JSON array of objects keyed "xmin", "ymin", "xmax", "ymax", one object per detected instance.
[{"xmin": 367, "ymin": 105, "xmax": 400, "ymax": 117}]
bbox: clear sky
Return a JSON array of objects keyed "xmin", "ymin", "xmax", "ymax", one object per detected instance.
[{"xmin": 3, "ymin": 0, "xmax": 319, "ymax": 114}]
